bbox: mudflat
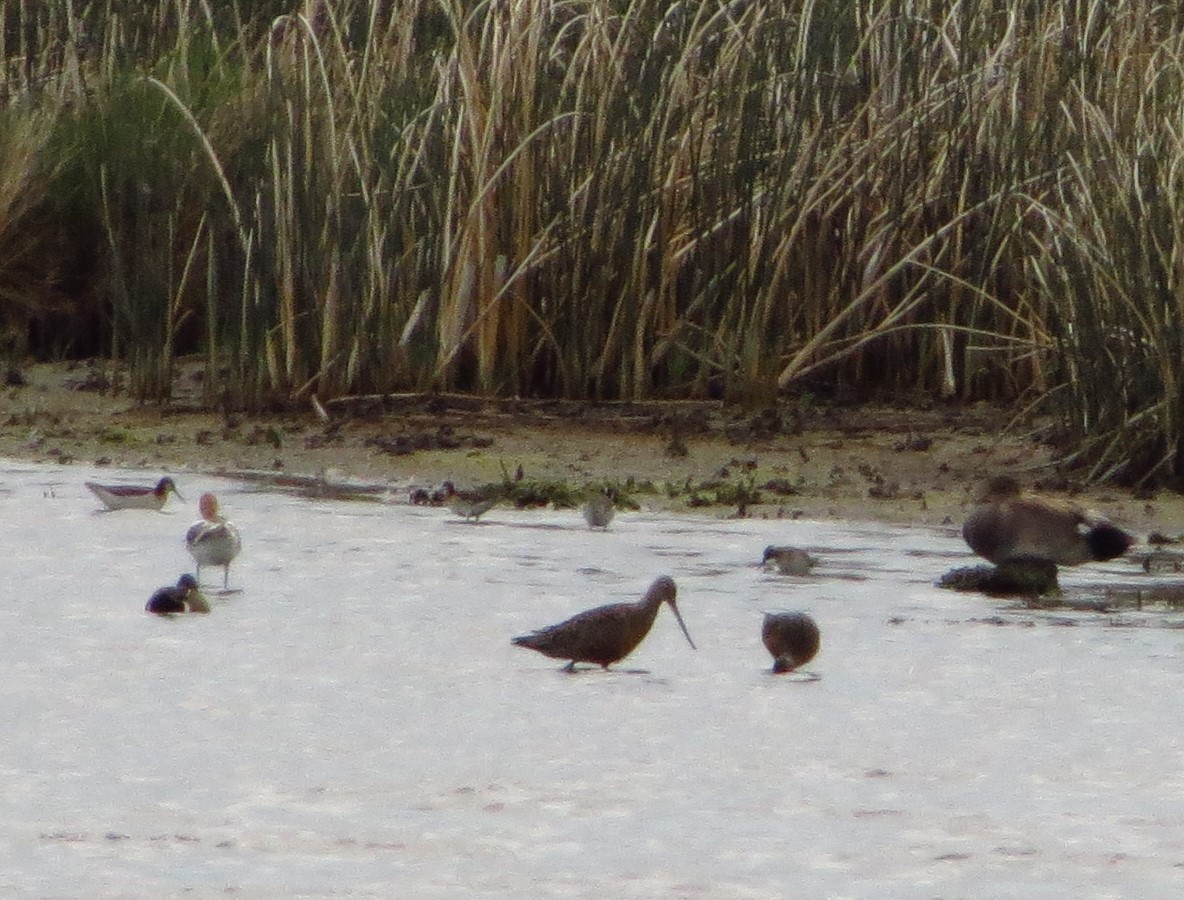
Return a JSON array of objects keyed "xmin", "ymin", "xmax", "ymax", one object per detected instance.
[{"xmin": 1, "ymin": 358, "xmax": 1175, "ymax": 539}]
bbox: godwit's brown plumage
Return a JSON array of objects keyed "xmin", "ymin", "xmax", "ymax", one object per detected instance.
[
  {"xmin": 963, "ymin": 476, "xmax": 1132, "ymax": 566},
  {"xmin": 762, "ymin": 611, "xmax": 820, "ymax": 673},
  {"xmin": 512, "ymin": 575, "xmax": 695, "ymax": 671}
]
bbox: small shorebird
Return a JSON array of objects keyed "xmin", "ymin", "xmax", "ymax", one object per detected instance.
[
  {"xmin": 85, "ymin": 476, "xmax": 183, "ymax": 511},
  {"xmin": 761, "ymin": 545, "xmax": 818, "ymax": 576},
  {"xmin": 146, "ymin": 574, "xmax": 210, "ymax": 614},
  {"xmin": 186, "ymin": 493, "xmax": 243, "ymax": 589},
  {"xmin": 963, "ymin": 476, "xmax": 1133, "ymax": 567},
  {"xmin": 443, "ymin": 481, "xmax": 497, "ymax": 522},
  {"xmin": 512, "ymin": 575, "xmax": 696, "ymax": 671},
  {"xmin": 762, "ymin": 611, "xmax": 820, "ymax": 674},
  {"xmin": 582, "ymin": 488, "xmax": 616, "ymax": 530}
]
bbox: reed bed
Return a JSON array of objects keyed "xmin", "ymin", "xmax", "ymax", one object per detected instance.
[{"xmin": 2, "ymin": 0, "xmax": 1183, "ymax": 483}]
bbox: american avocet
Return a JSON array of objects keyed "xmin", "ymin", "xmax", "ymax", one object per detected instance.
[{"xmin": 186, "ymin": 493, "xmax": 243, "ymax": 589}]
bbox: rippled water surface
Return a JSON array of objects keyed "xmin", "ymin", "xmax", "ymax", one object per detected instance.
[{"xmin": 2, "ymin": 460, "xmax": 1183, "ymax": 898}]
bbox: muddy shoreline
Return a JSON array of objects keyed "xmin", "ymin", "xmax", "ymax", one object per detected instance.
[{"xmin": 1, "ymin": 359, "xmax": 1177, "ymax": 541}]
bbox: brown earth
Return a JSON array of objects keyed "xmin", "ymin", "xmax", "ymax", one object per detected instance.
[{"xmin": 1, "ymin": 358, "xmax": 1178, "ymax": 541}]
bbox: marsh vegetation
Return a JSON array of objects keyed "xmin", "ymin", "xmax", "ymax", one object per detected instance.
[{"xmin": 2, "ymin": 1, "xmax": 1183, "ymax": 485}]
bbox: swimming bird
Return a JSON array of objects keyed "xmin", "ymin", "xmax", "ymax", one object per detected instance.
[
  {"xmin": 186, "ymin": 493, "xmax": 242, "ymax": 589},
  {"xmin": 761, "ymin": 545, "xmax": 818, "ymax": 576},
  {"xmin": 443, "ymin": 481, "xmax": 497, "ymax": 521},
  {"xmin": 512, "ymin": 575, "xmax": 696, "ymax": 671},
  {"xmin": 85, "ymin": 476, "xmax": 183, "ymax": 511},
  {"xmin": 582, "ymin": 488, "xmax": 616, "ymax": 530},
  {"xmin": 146, "ymin": 574, "xmax": 210, "ymax": 614},
  {"xmin": 762, "ymin": 611, "xmax": 820, "ymax": 673},
  {"xmin": 963, "ymin": 476, "xmax": 1133, "ymax": 567}
]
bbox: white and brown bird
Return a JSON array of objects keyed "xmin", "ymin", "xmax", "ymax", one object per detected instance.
[
  {"xmin": 186, "ymin": 493, "xmax": 242, "ymax": 589},
  {"xmin": 86, "ymin": 476, "xmax": 183, "ymax": 511},
  {"xmin": 963, "ymin": 476, "xmax": 1133, "ymax": 567}
]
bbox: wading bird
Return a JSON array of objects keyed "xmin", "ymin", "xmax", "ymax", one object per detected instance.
[
  {"xmin": 582, "ymin": 488, "xmax": 616, "ymax": 530},
  {"xmin": 186, "ymin": 493, "xmax": 243, "ymax": 589},
  {"xmin": 512, "ymin": 575, "xmax": 695, "ymax": 671},
  {"xmin": 762, "ymin": 611, "xmax": 820, "ymax": 674},
  {"xmin": 146, "ymin": 574, "xmax": 209, "ymax": 614},
  {"xmin": 443, "ymin": 482, "xmax": 497, "ymax": 522},
  {"xmin": 86, "ymin": 476, "xmax": 183, "ymax": 511},
  {"xmin": 761, "ymin": 545, "xmax": 818, "ymax": 576}
]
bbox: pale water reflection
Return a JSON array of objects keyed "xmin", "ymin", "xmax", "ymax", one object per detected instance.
[{"xmin": 2, "ymin": 460, "xmax": 1183, "ymax": 897}]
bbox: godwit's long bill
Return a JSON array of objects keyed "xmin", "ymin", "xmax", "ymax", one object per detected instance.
[
  {"xmin": 85, "ymin": 476, "xmax": 183, "ymax": 511},
  {"xmin": 512, "ymin": 575, "xmax": 695, "ymax": 671},
  {"xmin": 186, "ymin": 493, "xmax": 242, "ymax": 589}
]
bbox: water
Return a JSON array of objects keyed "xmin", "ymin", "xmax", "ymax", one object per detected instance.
[{"xmin": 2, "ymin": 460, "xmax": 1182, "ymax": 898}]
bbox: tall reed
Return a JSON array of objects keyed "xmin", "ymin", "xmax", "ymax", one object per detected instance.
[{"xmin": 3, "ymin": 0, "xmax": 1184, "ymax": 482}]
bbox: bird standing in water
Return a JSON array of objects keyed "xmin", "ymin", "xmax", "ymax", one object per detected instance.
[
  {"xmin": 443, "ymin": 481, "xmax": 497, "ymax": 522},
  {"xmin": 582, "ymin": 488, "xmax": 616, "ymax": 530},
  {"xmin": 186, "ymin": 493, "xmax": 243, "ymax": 589},
  {"xmin": 963, "ymin": 476, "xmax": 1133, "ymax": 567},
  {"xmin": 86, "ymin": 476, "xmax": 183, "ymax": 511},
  {"xmin": 761, "ymin": 545, "xmax": 818, "ymax": 576},
  {"xmin": 512, "ymin": 575, "xmax": 695, "ymax": 671},
  {"xmin": 762, "ymin": 611, "xmax": 820, "ymax": 674},
  {"xmin": 146, "ymin": 574, "xmax": 210, "ymax": 614}
]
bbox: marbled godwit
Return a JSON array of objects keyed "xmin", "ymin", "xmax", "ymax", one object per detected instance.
[
  {"xmin": 512, "ymin": 575, "xmax": 695, "ymax": 671},
  {"xmin": 443, "ymin": 481, "xmax": 497, "ymax": 522},
  {"xmin": 146, "ymin": 574, "xmax": 210, "ymax": 614},
  {"xmin": 186, "ymin": 493, "xmax": 242, "ymax": 589},
  {"xmin": 963, "ymin": 476, "xmax": 1132, "ymax": 567},
  {"xmin": 85, "ymin": 476, "xmax": 183, "ymax": 511},
  {"xmin": 582, "ymin": 488, "xmax": 616, "ymax": 530},
  {"xmin": 762, "ymin": 611, "xmax": 820, "ymax": 673},
  {"xmin": 761, "ymin": 545, "xmax": 818, "ymax": 576}
]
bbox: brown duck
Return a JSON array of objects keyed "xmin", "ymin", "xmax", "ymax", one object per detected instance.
[
  {"xmin": 963, "ymin": 476, "xmax": 1133, "ymax": 566},
  {"xmin": 762, "ymin": 611, "xmax": 820, "ymax": 673},
  {"xmin": 512, "ymin": 575, "xmax": 696, "ymax": 671}
]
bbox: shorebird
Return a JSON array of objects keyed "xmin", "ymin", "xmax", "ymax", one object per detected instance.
[
  {"xmin": 443, "ymin": 481, "xmax": 497, "ymax": 522},
  {"xmin": 146, "ymin": 574, "xmax": 210, "ymax": 614},
  {"xmin": 762, "ymin": 611, "xmax": 820, "ymax": 673},
  {"xmin": 582, "ymin": 488, "xmax": 616, "ymax": 530},
  {"xmin": 85, "ymin": 476, "xmax": 183, "ymax": 511},
  {"xmin": 761, "ymin": 545, "xmax": 818, "ymax": 576},
  {"xmin": 186, "ymin": 493, "xmax": 242, "ymax": 589},
  {"xmin": 512, "ymin": 575, "xmax": 696, "ymax": 671},
  {"xmin": 963, "ymin": 476, "xmax": 1133, "ymax": 567}
]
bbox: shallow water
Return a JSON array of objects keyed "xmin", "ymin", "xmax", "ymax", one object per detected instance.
[{"xmin": 2, "ymin": 460, "xmax": 1183, "ymax": 898}]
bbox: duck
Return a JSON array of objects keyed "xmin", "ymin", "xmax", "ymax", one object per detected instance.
[
  {"xmin": 186, "ymin": 493, "xmax": 243, "ymax": 589},
  {"xmin": 963, "ymin": 476, "xmax": 1133, "ymax": 567},
  {"xmin": 582, "ymin": 488, "xmax": 616, "ymax": 530},
  {"xmin": 442, "ymin": 481, "xmax": 497, "ymax": 522},
  {"xmin": 85, "ymin": 476, "xmax": 183, "ymax": 511},
  {"xmin": 146, "ymin": 574, "xmax": 210, "ymax": 614},
  {"xmin": 512, "ymin": 575, "xmax": 696, "ymax": 671},
  {"xmin": 761, "ymin": 545, "xmax": 818, "ymax": 576},
  {"xmin": 762, "ymin": 611, "xmax": 820, "ymax": 673}
]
